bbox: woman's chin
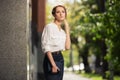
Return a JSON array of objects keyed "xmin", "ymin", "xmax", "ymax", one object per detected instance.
[{"xmin": 60, "ymin": 19, "xmax": 65, "ymax": 21}]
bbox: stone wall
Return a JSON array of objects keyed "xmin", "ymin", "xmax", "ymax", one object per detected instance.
[{"xmin": 0, "ymin": 0, "xmax": 27, "ymax": 80}]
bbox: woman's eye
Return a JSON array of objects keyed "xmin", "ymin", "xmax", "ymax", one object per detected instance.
[
  {"xmin": 62, "ymin": 11, "xmax": 65, "ymax": 13},
  {"xmin": 56, "ymin": 11, "xmax": 60, "ymax": 13},
  {"xmin": 56, "ymin": 10, "xmax": 65, "ymax": 14}
]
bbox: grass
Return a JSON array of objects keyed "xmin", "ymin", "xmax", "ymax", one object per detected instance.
[
  {"xmin": 80, "ymin": 72, "xmax": 102, "ymax": 80},
  {"xmin": 114, "ymin": 76, "xmax": 120, "ymax": 80},
  {"xmin": 77, "ymin": 72, "xmax": 120, "ymax": 80}
]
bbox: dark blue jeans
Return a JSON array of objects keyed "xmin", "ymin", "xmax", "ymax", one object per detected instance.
[{"xmin": 43, "ymin": 51, "xmax": 64, "ymax": 80}]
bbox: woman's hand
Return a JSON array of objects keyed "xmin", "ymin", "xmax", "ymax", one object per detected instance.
[
  {"xmin": 63, "ymin": 19, "xmax": 70, "ymax": 34},
  {"xmin": 63, "ymin": 19, "xmax": 71, "ymax": 50},
  {"xmin": 52, "ymin": 65, "xmax": 60, "ymax": 73},
  {"xmin": 64, "ymin": 19, "xmax": 69, "ymax": 28}
]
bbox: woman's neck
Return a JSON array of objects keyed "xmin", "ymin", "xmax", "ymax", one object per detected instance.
[
  {"xmin": 54, "ymin": 20, "xmax": 62, "ymax": 26},
  {"xmin": 54, "ymin": 20, "xmax": 62, "ymax": 30}
]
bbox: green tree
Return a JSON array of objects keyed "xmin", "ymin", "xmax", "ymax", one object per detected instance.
[{"xmin": 67, "ymin": 0, "xmax": 120, "ymax": 80}]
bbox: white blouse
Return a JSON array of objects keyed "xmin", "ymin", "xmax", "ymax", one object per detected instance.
[{"xmin": 41, "ymin": 22, "xmax": 66, "ymax": 53}]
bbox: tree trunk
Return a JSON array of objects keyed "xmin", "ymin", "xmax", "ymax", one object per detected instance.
[
  {"xmin": 95, "ymin": 55, "xmax": 102, "ymax": 74},
  {"xmin": 70, "ymin": 46, "xmax": 74, "ymax": 72},
  {"xmin": 100, "ymin": 40, "xmax": 108, "ymax": 79},
  {"xmin": 81, "ymin": 44, "xmax": 91, "ymax": 73}
]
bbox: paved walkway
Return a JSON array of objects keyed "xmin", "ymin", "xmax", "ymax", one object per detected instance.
[{"xmin": 63, "ymin": 72, "xmax": 91, "ymax": 80}]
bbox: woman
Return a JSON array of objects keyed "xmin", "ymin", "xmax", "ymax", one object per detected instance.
[{"xmin": 41, "ymin": 5, "xmax": 71, "ymax": 80}]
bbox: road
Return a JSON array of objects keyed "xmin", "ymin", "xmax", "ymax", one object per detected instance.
[{"xmin": 63, "ymin": 72, "xmax": 91, "ymax": 80}]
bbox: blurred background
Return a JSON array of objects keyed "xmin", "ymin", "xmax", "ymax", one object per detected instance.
[{"xmin": 29, "ymin": 0, "xmax": 120, "ymax": 80}]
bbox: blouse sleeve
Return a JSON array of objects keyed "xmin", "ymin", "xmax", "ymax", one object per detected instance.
[{"xmin": 41, "ymin": 25, "xmax": 52, "ymax": 53}]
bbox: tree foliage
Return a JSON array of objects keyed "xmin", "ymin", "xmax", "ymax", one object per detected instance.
[{"xmin": 67, "ymin": 0, "xmax": 120, "ymax": 78}]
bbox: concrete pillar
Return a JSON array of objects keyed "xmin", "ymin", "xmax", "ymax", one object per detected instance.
[
  {"xmin": 0, "ymin": 0, "xmax": 28, "ymax": 80},
  {"xmin": 30, "ymin": 0, "xmax": 46, "ymax": 80}
]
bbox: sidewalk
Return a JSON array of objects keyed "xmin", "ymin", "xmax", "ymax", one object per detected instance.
[{"xmin": 63, "ymin": 72, "xmax": 91, "ymax": 80}]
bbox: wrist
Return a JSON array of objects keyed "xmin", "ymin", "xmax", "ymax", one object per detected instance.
[{"xmin": 52, "ymin": 64, "xmax": 57, "ymax": 67}]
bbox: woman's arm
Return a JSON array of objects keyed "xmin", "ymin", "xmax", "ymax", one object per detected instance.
[
  {"xmin": 64, "ymin": 19, "xmax": 71, "ymax": 50},
  {"xmin": 46, "ymin": 51, "xmax": 60, "ymax": 73}
]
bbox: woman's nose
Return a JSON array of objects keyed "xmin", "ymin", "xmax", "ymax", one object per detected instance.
[{"xmin": 60, "ymin": 12, "xmax": 63, "ymax": 15}]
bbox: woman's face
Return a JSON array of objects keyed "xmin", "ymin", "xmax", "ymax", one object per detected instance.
[{"xmin": 54, "ymin": 7, "xmax": 66, "ymax": 21}]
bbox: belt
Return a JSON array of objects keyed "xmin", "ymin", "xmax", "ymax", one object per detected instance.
[{"xmin": 52, "ymin": 51, "xmax": 61, "ymax": 55}]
